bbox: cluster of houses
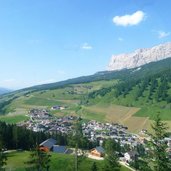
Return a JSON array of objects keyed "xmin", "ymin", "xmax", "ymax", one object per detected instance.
[
  {"xmin": 22, "ymin": 109, "xmax": 139, "ymax": 150},
  {"xmin": 18, "ymin": 108, "xmax": 171, "ymax": 165},
  {"xmin": 82, "ymin": 120, "xmax": 139, "ymax": 149},
  {"xmin": 18, "ymin": 109, "xmax": 79, "ymax": 133}
]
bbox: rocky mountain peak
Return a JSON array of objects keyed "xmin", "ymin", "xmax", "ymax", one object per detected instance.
[{"xmin": 108, "ymin": 42, "xmax": 171, "ymax": 71}]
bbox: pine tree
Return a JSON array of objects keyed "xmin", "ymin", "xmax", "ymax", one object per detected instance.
[
  {"xmin": 68, "ymin": 120, "xmax": 87, "ymax": 171},
  {"xmin": 148, "ymin": 114, "xmax": 171, "ymax": 171},
  {"xmin": 26, "ymin": 146, "xmax": 51, "ymax": 171},
  {"xmin": 0, "ymin": 135, "xmax": 7, "ymax": 170},
  {"xmin": 134, "ymin": 158, "xmax": 152, "ymax": 171},
  {"xmin": 12, "ymin": 126, "xmax": 18, "ymax": 149},
  {"xmin": 0, "ymin": 149, "xmax": 7, "ymax": 171},
  {"xmin": 104, "ymin": 139, "xmax": 120, "ymax": 171},
  {"xmin": 91, "ymin": 162, "xmax": 98, "ymax": 171}
]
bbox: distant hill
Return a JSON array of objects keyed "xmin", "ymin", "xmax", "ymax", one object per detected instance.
[{"xmin": 0, "ymin": 88, "xmax": 11, "ymax": 95}]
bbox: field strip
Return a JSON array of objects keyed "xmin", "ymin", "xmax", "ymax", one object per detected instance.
[
  {"xmin": 141, "ymin": 117, "xmax": 149, "ymax": 128},
  {"xmin": 121, "ymin": 108, "xmax": 140, "ymax": 123}
]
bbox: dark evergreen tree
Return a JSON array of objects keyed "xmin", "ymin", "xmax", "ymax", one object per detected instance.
[
  {"xmin": 147, "ymin": 114, "xmax": 171, "ymax": 171},
  {"xmin": 26, "ymin": 146, "xmax": 51, "ymax": 171},
  {"xmin": 104, "ymin": 139, "xmax": 120, "ymax": 171},
  {"xmin": 90, "ymin": 162, "xmax": 98, "ymax": 171},
  {"xmin": 130, "ymin": 158, "xmax": 152, "ymax": 171},
  {"xmin": 136, "ymin": 144, "xmax": 145, "ymax": 157},
  {"xmin": 0, "ymin": 132, "xmax": 7, "ymax": 171},
  {"xmin": 0, "ymin": 121, "xmax": 49, "ymax": 150},
  {"xmin": 12, "ymin": 126, "xmax": 18, "ymax": 149},
  {"xmin": 0, "ymin": 148, "xmax": 6, "ymax": 171},
  {"xmin": 68, "ymin": 120, "xmax": 87, "ymax": 171}
]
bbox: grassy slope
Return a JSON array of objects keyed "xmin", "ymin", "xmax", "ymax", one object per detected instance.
[
  {"xmin": 0, "ymin": 80, "xmax": 119, "ymax": 122},
  {"xmin": 0, "ymin": 115, "xmax": 29, "ymax": 124},
  {"xmin": 0, "ymin": 74, "xmax": 170, "ymax": 133},
  {"xmin": 87, "ymin": 80, "xmax": 171, "ymax": 119},
  {"xmin": 113, "ymin": 86, "xmax": 171, "ymax": 120},
  {"xmin": 0, "ymin": 80, "xmax": 116, "ymax": 116},
  {"xmin": 83, "ymin": 79, "xmax": 171, "ymax": 132},
  {"xmin": 5, "ymin": 151, "xmax": 130, "ymax": 171}
]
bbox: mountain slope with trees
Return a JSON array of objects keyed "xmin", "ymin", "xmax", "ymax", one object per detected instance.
[
  {"xmin": 83, "ymin": 59, "xmax": 171, "ymax": 120},
  {"xmin": 0, "ymin": 58, "xmax": 170, "ymax": 131}
]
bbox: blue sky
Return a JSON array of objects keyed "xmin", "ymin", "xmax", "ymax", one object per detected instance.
[{"xmin": 0, "ymin": 0, "xmax": 171, "ymax": 89}]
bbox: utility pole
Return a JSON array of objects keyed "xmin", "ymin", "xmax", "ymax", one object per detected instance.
[{"xmin": 75, "ymin": 144, "xmax": 78, "ymax": 171}]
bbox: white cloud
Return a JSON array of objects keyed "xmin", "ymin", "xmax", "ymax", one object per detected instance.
[
  {"xmin": 158, "ymin": 31, "xmax": 170, "ymax": 38},
  {"xmin": 81, "ymin": 43, "xmax": 93, "ymax": 50},
  {"xmin": 118, "ymin": 37, "xmax": 124, "ymax": 41},
  {"xmin": 113, "ymin": 10, "xmax": 145, "ymax": 26}
]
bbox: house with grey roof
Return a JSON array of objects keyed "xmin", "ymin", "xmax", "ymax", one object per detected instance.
[
  {"xmin": 39, "ymin": 138, "xmax": 57, "ymax": 151},
  {"xmin": 53, "ymin": 145, "xmax": 67, "ymax": 153}
]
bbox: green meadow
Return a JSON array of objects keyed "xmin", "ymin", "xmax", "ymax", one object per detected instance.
[
  {"xmin": 5, "ymin": 151, "xmax": 131, "ymax": 171},
  {"xmin": 0, "ymin": 115, "xmax": 29, "ymax": 124}
]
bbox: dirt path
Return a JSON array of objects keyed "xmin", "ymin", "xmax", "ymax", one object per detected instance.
[
  {"xmin": 121, "ymin": 108, "xmax": 140, "ymax": 123},
  {"xmin": 119, "ymin": 161, "xmax": 136, "ymax": 171},
  {"xmin": 141, "ymin": 117, "xmax": 149, "ymax": 128}
]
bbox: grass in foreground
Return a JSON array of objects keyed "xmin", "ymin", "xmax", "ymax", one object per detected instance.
[
  {"xmin": 0, "ymin": 115, "xmax": 28, "ymax": 124},
  {"xmin": 5, "ymin": 151, "xmax": 131, "ymax": 171}
]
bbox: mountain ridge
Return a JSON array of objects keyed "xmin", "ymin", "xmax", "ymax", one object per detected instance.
[{"xmin": 108, "ymin": 42, "xmax": 171, "ymax": 71}]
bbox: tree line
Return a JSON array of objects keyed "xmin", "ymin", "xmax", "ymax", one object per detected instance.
[{"xmin": 0, "ymin": 121, "xmax": 96, "ymax": 151}]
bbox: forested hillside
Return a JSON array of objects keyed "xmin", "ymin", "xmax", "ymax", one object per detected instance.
[
  {"xmin": 0, "ymin": 58, "xmax": 171, "ymax": 132},
  {"xmin": 83, "ymin": 63, "xmax": 171, "ymax": 120},
  {"xmin": 86, "ymin": 67, "xmax": 171, "ymax": 103}
]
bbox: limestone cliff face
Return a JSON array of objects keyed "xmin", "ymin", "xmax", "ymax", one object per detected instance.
[{"xmin": 108, "ymin": 42, "xmax": 171, "ymax": 71}]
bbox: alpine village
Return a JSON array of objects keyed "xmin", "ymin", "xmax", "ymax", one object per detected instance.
[{"xmin": 0, "ymin": 1, "xmax": 171, "ymax": 171}]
